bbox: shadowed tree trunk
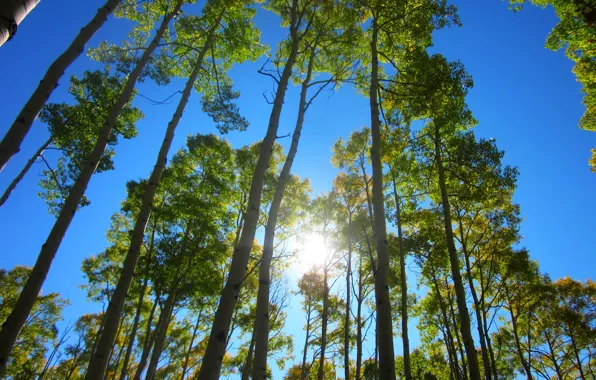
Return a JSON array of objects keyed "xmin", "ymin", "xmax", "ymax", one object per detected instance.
[
  {"xmin": 196, "ymin": 3, "xmax": 300, "ymax": 377},
  {"xmin": 433, "ymin": 124, "xmax": 481, "ymax": 380},
  {"xmin": 344, "ymin": 223, "xmax": 352, "ymax": 380},
  {"xmin": 85, "ymin": 14, "xmax": 218, "ymax": 379},
  {"xmin": 368, "ymin": 17, "xmax": 396, "ymax": 380},
  {"xmin": 133, "ymin": 293, "xmax": 161, "ymax": 380},
  {"xmin": 241, "ymin": 323, "xmax": 257, "ymax": 380},
  {"xmin": 300, "ymin": 301, "xmax": 313, "ymax": 380},
  {"xmin": 145, "ymin": 291, "xmax": 177, "ymax": 380},
  {"xmin": 0, "ymin": 4, "xmax": 181, "ymax": 374},
  {"xmin": 251, "ymin": 43, "xmax": 315, "ymax": 380},
  {"xmin": 0, "ymin": 0, "xmax": 120, "ymax": 169},
  {"xmin": 317, "ymin": 265, "xmax": 330, "ymax": 380},
  {"xmin": 118, "ymin": 277, "xmax": 148, "ymax": 380},
  {"xmin": 0, "ymin": 136, "xmax": 51, "ymax": 207},
  {"xmin": 0, "ymin": 0, "xmax": 40, "ymax": 47},
  {"xmin": 356, "ymin": 258, "xmax": 364, "ymax": 380},
  {"xmin": 181, "ymin": 306, "xmax": 204, "ymax": 380}
]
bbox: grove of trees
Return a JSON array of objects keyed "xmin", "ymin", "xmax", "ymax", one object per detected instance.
[{"xmin": 0, "ymin": 0, "xmax": 594, "ymax": 379}]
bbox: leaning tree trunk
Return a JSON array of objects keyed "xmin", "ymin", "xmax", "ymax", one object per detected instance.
[
  {"xmin": 317, "ymin": 266, "xmax": 330, "ymax": 380},
  {"xmin": 181, "ymin": 307, "xmax": 203, "ymax": 380},
  {"xmin": 0, "ymin": 136, "xmax": 51, "ymax": 207},
  {"xmin": 251, "ymin": 44, "xmax": 314, "ymax": 380},
  {"xmin": 300, "ymin": 302, "xmax": 312, "ymax": 380},
  {"xmin": 356, "ymin": 258, "xmax": 364, "ymax": 380},
  {"xmin": 0, "ymin": 0, "xmax": 120, "ymax": 170},
  {"xmin": 241, "ymin": 324, "xmax": 257, "ymax": 380},
  {"xmin": 118, "ymin": 277, "xmax": 149, "ymax": 380},
  {"xmin": 508, "ymin": 307, "xmax": 532, "ymax": 380},
  {"xmin": 133, "ymin": 293, "xmax": 161, "ymax": 380},
  {"xmin": 85, "ymin": 15, "xmax": 216, "ymax": 379},
  {"xmin": 0, "ymin": 3, "xmax": 179, "ymax": 374},
  {"xmin": 390, "ymin": 170, "xmax": 412, "ymax": 380},
  {"xmin": 145, "ymin": 291, "xmax": 177, "ymax": 380},
  {"xmin": 0, "ymin": 0, "xmax": 40, "ymax": 47},
  {"xmin": 368, "ymin": 19, "xmax": 396, "ymax": 380},
  {"xmin": 196, "ymin": 16, "xmax": 300, "ymax": 380},
  {"xmin": 433, "ymin": 124, "xmax": 481, "ymax": 380}
]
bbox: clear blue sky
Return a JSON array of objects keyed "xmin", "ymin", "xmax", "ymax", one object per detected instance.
[{"xmin": 0, "ymin": 0, "xmax": 594, "ymax": 378}]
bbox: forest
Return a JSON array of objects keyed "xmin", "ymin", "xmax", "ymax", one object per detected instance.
[{"xmin": 0, "ymin": 0, "xmax": 594, "ymax": 379}]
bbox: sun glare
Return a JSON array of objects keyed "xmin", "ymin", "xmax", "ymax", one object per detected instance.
[{"xmin": 294, "ymin": 233, "xmax": 330, "ymax": 272}]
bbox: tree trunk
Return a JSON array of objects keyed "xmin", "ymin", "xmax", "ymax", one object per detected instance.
[
  {"xmin": 300, "ymin": 302, "xmax": 312, "ymax": 380},
  {"xmin": 508, "ymin": 307, "xmax": 532, "ymax": 379},
  {"xmin": 0, "ymin": 0, "xmax": 120, "ymax": 169},
  {"xmin": 344, "ymin": 223, "xmax": 352, "ymax": 380},
  {"xmin": 132, "ymin": 293, "xmax": 160, "ymax": 380},
  {"xmin": 460, "ymin": 234, "xmax": 491, "ymax": 380},
  {"xmin": 0, "ymin": 3, "xmax": 180, "ymax": 374},
  {"xmin": 317, "ymin": 266, "xmax": 330, "ymax": 380},
  {"xmin": 251, "ymin": 43, "xmax": 315, "ymax": 380},
  {"xmin": 85, "ymin": 14, "xmax": 215, "ymax": 379},
  {"xmin": 0, "ymin": 136, "xmax": 51, "ymax": 207},
  {"xmin": 145, "ymin": 291, "xmax": 177, "ymax": 380},
  {"xmin": 356, "ymin": 259, "xmax": 363, "ymax": 380},
  {"xmin": 118, "ymin": 277, "xmax": 148, "ymax": 380},
  {"xmin": 433, "ymin": 124, "xmax": 481, "ymax": 380},
  {"xmin": 368, "ymin": 18, "xmax": 396, "ymax": 380},
  {"xmin": 390, "ymin": 170, "xmax": 412, "ymax": 380},
  {"xmin": 448, "ymin": 286, "xmax": 468, "ymax": 380},
  {"xmin": 241, "ymin": 324, "xmax": 257, "ymax": 380},
  {"xmin": 196, "ymin": 6, "xmax": 300, "ymax": 377},
  {"xmin": 0, "ymin": 0, "xmax": 40, "ymax": 47},
  {"xmin": 181, "ymin": 308, "xmax": 203, "ymax": 380},
  {"xmin": 568, "ymin": 328, "xmax": 586, "ymax": 379}
]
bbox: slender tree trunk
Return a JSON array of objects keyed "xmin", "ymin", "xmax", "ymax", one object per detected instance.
[
  {"xmin": 0, "ymin": 4, "xmax": 180, "ymax": 374},
  {"xmin": 104, "ymin": 316, "xmax": 126, "ymax": 380},
  {"xmin": 109, "ymin": 336, "xmax": 127, "ymax": 380},
  {"xmin": 251, "ymin": 44, "xmax": 315, "ymax": 380},
  {"xmin": 356, "ymin": 259, "xmax": 363, "ymax": 380},
  {"xmin": 118, "ymin": 278, "xmax": 148, "ymax": 380},
  {"xmin": 390, "ymin": 170, "xmax": 412, "ymax": 380},
  {"xmin": 433, "ymin": 124, "xmax": 481, "ymax": 380},
  {"xmin": 448, "ymin": 286, "xmax": 468, "ymax": 380},
  {"xmin": 241, "ymin": 324, "xmax": 257, "ymax": 380},
  {"xmin": 300, "ymin": 302, "xmax": 312, "ymax": 380},
  {"xmin": 145, "ymin": 291, "xmax": 177, "ymax": 380},
  {"xmin": 196, "ymin": 7, "xmax": 300, "ymax": 377},
  {"xmin": 85, "ymin": 14, "xmax": 215, "ymax": 379},
  {"xmin": 132, "ymin": 294, "xmax": 160, "ymax": 380},
  {"xmin": 460, "ymin": 238, "xmax": 491, "ymax": 380},
  {"xmin": 0, "ymin": 136, "xmax": 51, "ymax": 207},
  {"xmin": 344, "ymin": 224, "xmax": 352, "ymax": 380},
  {"xmin": 0, "ymin": 0, "xmax": 120, "ymax": 168},
  {"xmin": 544, "ymin": 332, "xmax": 563, "ymax": 380},
  {"xmin": 181, "ymin": 308, "xmax": 203, "ymax": 380},
  {"xmin": 481, "ymin": 304, "xmax": 498, "ymax": 380},
  {"xmin": 568, "ymin": 328, "xmax": 586, "ymax": 379},
  {"xmin": 0, "ymin": 0, "xmax": 40, "ymax": 47},
  {"xmin": 508, "ymin": 307, "xmax": 532, "ymax": 379},
  {"xmin": 368, "ymin": 19, "xmax": 396, "ymax": 380},
  {"xmin": 317, "ymin": 266, "xmax": 330, "ymax": 380}
]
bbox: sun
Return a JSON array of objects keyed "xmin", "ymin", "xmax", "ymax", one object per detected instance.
[{"xmin": 294, "ymin": 233, "xmax": 330, "ymax": 272}]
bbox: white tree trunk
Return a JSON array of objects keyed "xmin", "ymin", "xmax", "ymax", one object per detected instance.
[
  {"xmin": 0, "ymin": 3, "xmax": 179, "ymax": 376},
  {"xmin": 0, "ymin": 0, "xmax": 120, "ymax": 170},
  {"xmin": 0, "ymin": 0, "xmax": 40, "ymax": 46}
]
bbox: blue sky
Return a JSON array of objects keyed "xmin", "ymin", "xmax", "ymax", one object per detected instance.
[{"xmin": 0, "ymin": 0, "xmax": 595, "ymax": 378}]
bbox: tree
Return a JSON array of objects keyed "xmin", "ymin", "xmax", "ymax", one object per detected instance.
[
  {"xmin": 0, "ymin": 0, "xmax": 40, "ymax": 47},
  {"xmin": 0, "ymin": 0, "xmax": 120, "ymax": 169},
  {"xmin": 0, "ymin": 266, "xmax": 68, "ymax": 379},
  {"xmin": 0, "ymin": 2, "xmax": 183, "ymax": 373}
]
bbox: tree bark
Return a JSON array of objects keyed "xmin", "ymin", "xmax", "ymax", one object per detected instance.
[
  {"xmin": 0, "ymin": 3, "xmax": 179, "ymax": 374},
  {"xmin": 344, "ymin": 222, "xmax": 352, "ymax": 380},
  {"xmin": 433, "ymin": 124, "xmax": 481, "ymax": 380},
  {"xmin": 181, "ymin": 308, "xmax": 203, "ymax": 380},
  {"xmin": 145, "ymin": 291, "xmax": 177, "ymax": 380},
  {"xmin": 133, "ymin": 293, "xmax": 161, "ymax": 380},
  {"xmin": 0, "ymin": 136, "xmax": 51, "ymax": 207},
  {"xmin": 196, "ymin": 4, "xmax": 300, "ymax": 377},
  {"xmin": 459, "ymin": 232, "xmax": 492, "ymax": 380},
  {"xmin": 241, "ymin": 323, "xmax": 257, "ymax": 380},
  {"xmin": 300, "ymin": 302, "xmax": 312, "ymax": 380},
  {"xmin": 317, "ymin": 266, "xmax": 330, "ymax": 380},
  {"xmin": 368, "ymin": 18, "xmax": 396, "ymax": 380},
  {"xmin": 85, "ymin": 12, "xmax": 216, "ymax": 379},
  {"xmin": 118, "ymin": 277, "xmax": 148, "ymax": 380},
  {"xmin": 0, "ymin": 0, "xmax": 120, "ymax": 169},
  {"xmin": 0, "ymin": 0, "xmax": 40, "ymax": 47},
  {"xmin": 251, "ymin": 43, "xmax": 315, "ymax": 380},
  {"xmin": 356, "ymin": 259, "xmax": 363, "ymax": 380},
  {"xmin": 390, "ymin": 170, "xmax": 412, "ymax": 380},
  {"xmin": 508, "ymin": 307, "xmax": 532, "ymax": 379}
]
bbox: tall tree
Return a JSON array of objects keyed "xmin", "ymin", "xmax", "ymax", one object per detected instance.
[
  {"xmin": 0, "ymin": 0, "xmax": 120, "ymax": 169},
  {"xmin": 0, "ymin": 2, "xmax": 182, "ymax": 374}
]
